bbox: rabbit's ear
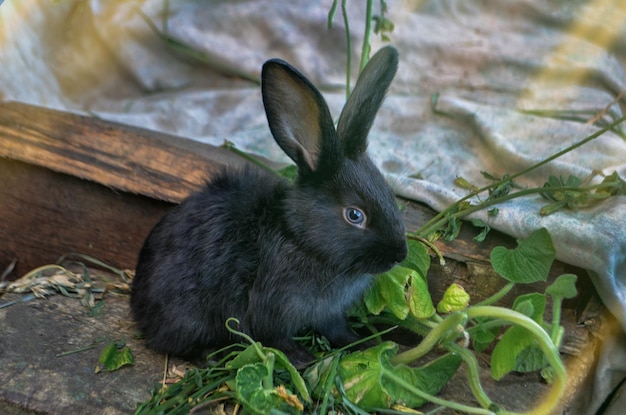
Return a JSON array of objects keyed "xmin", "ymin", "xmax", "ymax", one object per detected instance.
[
  {"xmin": 262, "ymin": 59, "xmax": 338, "ymax": 174},
  {"xmin": 337, "ymin": 46, "xmax": 398, "ymax": 157}
]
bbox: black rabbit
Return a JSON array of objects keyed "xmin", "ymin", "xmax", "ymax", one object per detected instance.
[{"xmin": 131, "ymin": 46, "xmax": 407, "ymax": 366}]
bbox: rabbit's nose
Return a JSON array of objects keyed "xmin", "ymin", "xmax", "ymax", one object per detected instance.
[{"xmin": 393, "ymin": 240, "xmax": 408, "ymax": 264}]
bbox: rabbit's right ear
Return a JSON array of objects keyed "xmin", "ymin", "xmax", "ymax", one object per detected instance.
[{"xmin": 262, "ymin": 59, "xmax": 338, "ymax": 175}]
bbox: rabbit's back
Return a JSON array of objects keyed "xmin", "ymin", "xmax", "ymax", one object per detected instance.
[{"xmin": 131, "ymin": 166, "xmax": 287, "ymax": 357}]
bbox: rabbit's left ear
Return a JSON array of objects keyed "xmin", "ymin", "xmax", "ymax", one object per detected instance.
[
  {"xmin": 262, "ymin": 59, "xmax": 338, "ymax": 174},
  {"xmin": 337, "ymin": 46, "xmax": 398, "ymax": 158}
]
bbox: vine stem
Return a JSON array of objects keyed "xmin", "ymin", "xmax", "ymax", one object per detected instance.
[
  {"xmin": 341, "ymin": 0, "xmax": 351, "ymax": 99},
  {"xmin": 359, "ymin": 0, "xmax": 374, "ymax": 72},
  {"xmin": 447, "ymin": 343, "xmax": 493, "ymax": 409},
  {"xmin": 415, "ymin": 115, "xmax": 626, "ymax": 237},
  {"xmin": 224, "ymin": 318, "xmax": 266, "ymax": 361},
  {"xmin": 390, "ymin": 312, "xmax": 467, "ymax": 365},
  {"xmin": 318, "ymin": 355, "xmax": 341, "ymax": 415},
  {"xmin": 465, "ymin": 306, "xmax": 567, "ymax": 415},
  {"xmin": 389, "ymin": 307, "xmax": 565, "ymax": 414},
  {"xmin": 221, "ymin": 140, "xmax": 277, "ymax": 173},
  {"xmin": 327, "ymin": 0, "xmax": 352, "ymax": 99},
  {"xmin": 408, "ymin": 234, "xmax": 446, "ymax": 266},
  {"xmin": 474, "ymin": 282, "xmax": 515, "ymax": 307},
  {"xmin": 382, "ymin": 369, "xmax": 496, "ymax": 415},
  {"xmin": 263, "ymin": 352, "xmax": 275, "ymax": 390},
  {"xmin": 417, "ymin": 180, "xmax": 623, "ymax": 237},
  {"xmin": 551, "ymin": 297, "xmax": 565, "ymax": 346}
]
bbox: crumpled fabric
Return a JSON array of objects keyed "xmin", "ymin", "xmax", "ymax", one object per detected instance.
[{"xmin": 1, "ymin": 1, "xmax": 625, "ymax": 413}]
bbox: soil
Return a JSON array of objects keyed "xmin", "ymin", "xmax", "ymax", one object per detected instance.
[{"xmin": 0, "ymin": 289, "xmax": 190, "ymax": 415}]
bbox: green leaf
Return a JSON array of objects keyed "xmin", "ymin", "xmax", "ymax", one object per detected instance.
[
  {"xmin": 302, "ymin": 355, "xmax": 337, "ymax": 399},
  {"xmin": 480, "ymin": 170, "xmax": 500, "ymax": 181},
  {"xmin": 346, "ymin": 297, "xmax": 370, "ymax": 319},
  {"xmin": 236, "ymin": 363, "xmax": 303, "ymax": 415},
  {"xmin": 401, "ymin": 239, "xmax": 431, "ymax": 277},
  {"xmin": 514, "ymin": 345, "xmax": 548, "ymax": 373},
  {"xmin": 513, "ymin": 293, "xmax": 546, "ymax": 323},
  {"xmin": 365, "ymin": 266, "xmax": 411, "ymax": 319},
  {"xmin": 471, "ymin": 318, "xmax": 499, "ymax": 352},
  {"xmin": 276, "ymin": 165, "xmax": 298, "ymax": 182},
  {"xmin": 490, "ymin": 325, "xmax": 535, "ymax": 380},
  {"xmin": 225, "ymin": 344, "xmax": 311, "ymax": 404},
  {"xmin": 380, "ymin": 353, "xmax": 462, "ymax": 408},
  {"xmin": 443, "ymin": 214, "xmax": 463, "ymax": 241},
  {"xmin": 541, "ymin": 366, "xmax": 556, "ymax": 384},
  {"xmin": 437, "ymin": 283, "xmax": 470, "ymax": 313},
  {"xmin": 407, "ymin": 269, "xmax": 436, "ymax": 320},
  {"xmin": 454, "ymin": 176, "xmax": 479, "ymax": 192},
  {"xmin": 486, "ymin": 173, "xmax": 514, "ymax": 200},
  {"xmin": 268, "ymin": 347, "xmax": 312, "ymax": 404},
  {"xmin": 372, "ymin": 15, "xmax": 395, "ymax": 35},
  {"xmin": 95, "ymin": 343, "xmax": 134, "ymax": 373},
  {"xmin": 441, "ymin": 201, "xmax": 472, "ymax": 241},
  {"xmin": 225, "ymin": 343, "xmax": 265, "ymax": 369},
  {"xmin": 490, "ymin": 228, "xmax": 556, "ymax": 283},
  {"xmin": 546, "ymin": 274, "xmax": 578, "ymax": 299},
  {"xmin": 597, "ymin": 171, "xmax": 626, "ymax": 196},
  {"xmin": 489, "ymin": 295, "xmax": 548, "ymax": 379},
  {"xmin": 382, "ymin": 353, "xmax": 462, "ymax": 408},
  {"xmin": 471, "ymin": 218, "xmax": 491, "ymax": 242},
  {"xmin": 365, "ymin": 265, "xmax": 434, "ymax": 320},
  {"xmin": 338, "ymin": 342, "xmax": 461, "ymax": 409},
  {"xmin": 513, "ymin": 299, "xmax": 534, "ymax": 318},
  {"xmin": 339, "ymin": 342, "xmax": 399, "ymax": 409},
  {"xmin": 541, "ymin": 175, "xmax": 582, "ymax": 202}
]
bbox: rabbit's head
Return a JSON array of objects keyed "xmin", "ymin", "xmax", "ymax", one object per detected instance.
[{"xmin": 261, "ymin": 46, "xmax": 407, "ymax": 276}]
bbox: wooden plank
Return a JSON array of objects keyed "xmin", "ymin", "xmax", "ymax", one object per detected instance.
[
  {"xmin": 0, "ymin": 158, "xmax": 172, "ymax": 276},
  {"xmin": 0, "ymin": 101, "xmax": 245, "ymax": 203}
]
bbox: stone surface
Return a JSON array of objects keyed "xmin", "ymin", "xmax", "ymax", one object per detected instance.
[
  {"xmin": 0, "ymin": 291, "xmax": 186, "ymax": 415},
  {"xmin": 0, "ymin": 276, "xmax": 564, "ymax": 415}
]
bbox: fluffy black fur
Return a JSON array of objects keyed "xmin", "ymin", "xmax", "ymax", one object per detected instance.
[{"xmin": 131, "ymin": 46, "xmax": 407, "ymax": 365}]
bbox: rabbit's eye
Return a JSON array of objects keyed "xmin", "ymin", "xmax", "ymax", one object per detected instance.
[{"xmin": 344, "ymin": 207, "xmax": 367, "ymax": 229}]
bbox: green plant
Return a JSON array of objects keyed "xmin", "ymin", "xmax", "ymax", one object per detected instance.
[
  {"xmin": 133, "ymin": 228, "xmax": 575, "ymax": 415},
  {"xmin": 421, "ymin": 96, "xmax": 626, "ymax": 239},
  {"xmin": 328, "ymin": 0, "xmax": 394, "ymax": 98},
  {"xmin": 337, "ymin": 228, "xmax": 571, "ymax": 414}
]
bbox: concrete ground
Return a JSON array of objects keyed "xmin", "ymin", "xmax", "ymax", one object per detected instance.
[
  {"xmin": 2, "ymin": 274, "xmax": 623, "ymax": 415},
  {"xmin": 0, "ymin": 290, "xmax": 187, "ymax": 415}
]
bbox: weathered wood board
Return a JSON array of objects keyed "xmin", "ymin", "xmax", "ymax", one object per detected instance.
[{"xmin": 0, "ymin": 101, "xmax": 617, "ymax": 414}]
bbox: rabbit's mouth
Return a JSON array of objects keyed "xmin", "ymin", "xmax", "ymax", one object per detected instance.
[
  {"xmin": 351, "ymin": 240, "xmax": 408, "ymax": 275},
  {"xmin": 379, "ymin": 239, "xmax": 408, "ymax": 270},
  {"xmin": 372, "ymin": 258, "xmax": 404, "ymax": 274}
]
